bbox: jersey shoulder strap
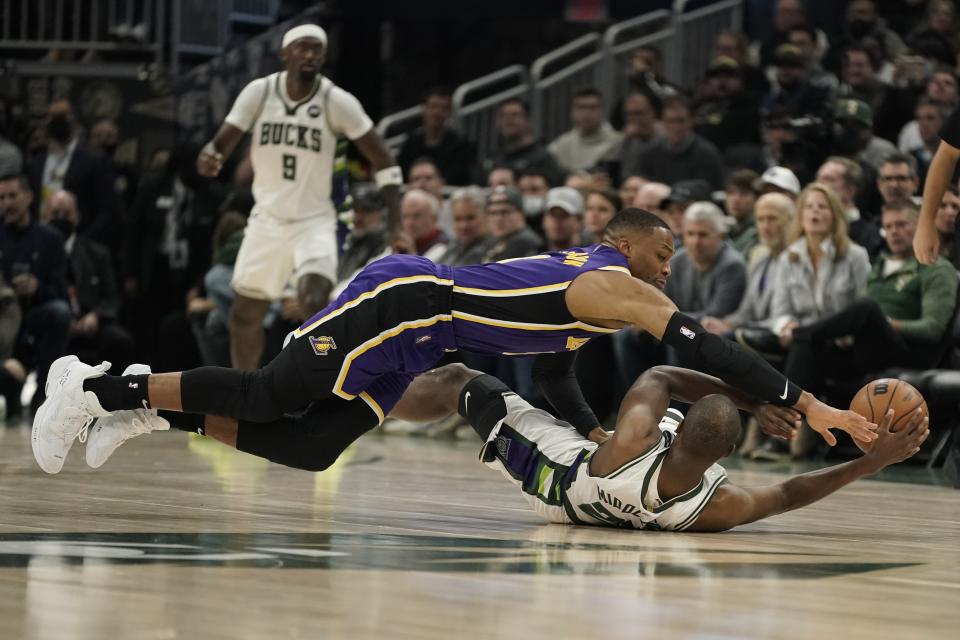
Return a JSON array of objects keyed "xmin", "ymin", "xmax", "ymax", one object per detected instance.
[
  {"xmin": 250, "ymin": 73, "xmax": 273, "ymax": 126},
  {"xmin": 321, "ymin": 76, "xmax": 342, "ymax": 138}
]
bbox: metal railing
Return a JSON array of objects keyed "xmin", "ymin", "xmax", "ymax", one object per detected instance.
[
  {"xmin": 0, "ymin": 0, "xmax": 164, "ymax": 58},
  {"xmin": 0, "ymin": 0, "xmax": 281, "ymax": 77},
  {"xmin": 530, "ymin": 33, "xmax": 604, "ymax": 143},
  {"xmin": 376, "ymin": 105, "xmax": 424, "ymax": 157},
  {"xmin": 452, "ymin": 64, "xmax": 531, "ymax": 166},
  {"xmin": 231, "ymin": 0, "xmax": 280, "ymax": 25},
  {"xmin": 673, "ymin": 0, "xmax": 743, "ymax": 89},
  {"xmin": 601, "ymin": 10, "xmax": 674, "ymax": 110},
  {"xmin": 378, "ymin": 1, "xmax": 741, "ymax": 169}
]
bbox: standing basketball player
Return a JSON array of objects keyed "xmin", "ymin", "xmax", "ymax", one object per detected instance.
[{"xmin": 197, "ymin": 24, "xmax": 404, "ymax": 370}]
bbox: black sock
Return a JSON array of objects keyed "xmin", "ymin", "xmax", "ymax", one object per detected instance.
[
  {"xmin": 83, "ymin": 375, "xmax": 151, "ymax": 411},
  {"xmin": 158, "ymin": 410, "xmax": 205, "ymax": 435}
]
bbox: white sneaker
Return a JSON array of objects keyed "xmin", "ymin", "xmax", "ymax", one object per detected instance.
[
  {"xmin": 32, "ymin": 356, "xmax": 112, "ymax": 474},
  {"xmin": 86, "ymin": 364, "xmax": 169, "ymax": 469}
]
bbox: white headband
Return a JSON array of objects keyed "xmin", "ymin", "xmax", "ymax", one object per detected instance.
[{"xmin": 282, "ymin": 24, "xmax": 327, "ymax": 49}]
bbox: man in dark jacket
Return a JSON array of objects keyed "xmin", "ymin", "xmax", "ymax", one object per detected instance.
[
  {"xmin": 478, "ymin": 99, "xmax": 565, "ymax": 187},
  {"xmin": 397, "ymin": 88, "xmax": 475, "ymax": 186},
  {"xmin": 123, "ymin": 145, "xmax": 226, "ymax": 364},
  {"xmin": 637, "ymin": 96, "xmax": 726, "ymax": 190},
  {"xmin": 0, "ymin": 174, "xmax": 70, "ymax": 411},
  {"xmin": 43, "ymin": 190, "xmax": 134, "ymax": 374},
  {"xmin": 27, "ymin": 100, "xmax": 117, "ymax": 247}
]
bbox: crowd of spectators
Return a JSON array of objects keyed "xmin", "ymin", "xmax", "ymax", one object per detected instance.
[{"xmin": 2, "ymin": 0, "xmax": 960, "ymax": 461}]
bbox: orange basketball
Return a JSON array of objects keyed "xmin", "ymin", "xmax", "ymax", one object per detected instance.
[{"xmin": 850, "ymin": 378, "xmax": 929, "ymax": 431}]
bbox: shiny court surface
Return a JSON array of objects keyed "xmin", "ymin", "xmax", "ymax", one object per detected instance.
[{"xmin": 0, "ymin": 424, "xmax": 958, "ymax": 640}]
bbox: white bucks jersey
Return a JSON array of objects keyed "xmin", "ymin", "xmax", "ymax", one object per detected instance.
[
  {"xmin": 225, "ymin": 71, "xmax": 373, "ymax": 223},
  {"xmin": 564, "ymin": 420, "xmax": 728, "ymax": 531},
  {"xmin": 482, "ymin": 401, "xmax": 727, "ymax": 532}
]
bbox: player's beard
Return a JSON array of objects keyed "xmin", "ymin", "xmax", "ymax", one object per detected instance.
[{"xmin": 298, "ymin": 67, "xmax": 318, "ymax": 83}]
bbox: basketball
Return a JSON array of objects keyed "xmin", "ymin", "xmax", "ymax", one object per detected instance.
[{"xmin": 850, "ymin": 378, "xmax": 929, "ymax": 431}]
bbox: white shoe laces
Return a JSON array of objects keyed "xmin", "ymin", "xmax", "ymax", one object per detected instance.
[{"xmin": 57, "ymin": 407, "xmax": 96, "ymax": 445}]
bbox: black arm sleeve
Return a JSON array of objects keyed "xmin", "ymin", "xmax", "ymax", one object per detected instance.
[
  {"xmin": 660, "ymin": 312, "xmax": 802, "ymax": 406},
  {"xmin": 531, "ymin": 351, "xmax": 600, "ymax": 437}
]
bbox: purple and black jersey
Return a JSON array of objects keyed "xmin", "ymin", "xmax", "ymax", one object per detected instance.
[
  {"xmin": 289, "ymin": 244, "xmax": 630, "ymax": 421},
  {"xmin": 449, "ymin": 244, "xmax": 629, "ymax": 354}
]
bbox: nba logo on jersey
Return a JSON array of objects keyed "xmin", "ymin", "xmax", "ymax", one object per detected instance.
[{"xmin": 309, "ymin": 336, "xmax": 337, "ymax": 356}]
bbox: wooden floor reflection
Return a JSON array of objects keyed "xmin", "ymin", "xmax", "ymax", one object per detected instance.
[{"xmin": 0, "ymin": 425, "xmax": 957, "ymax": 640}]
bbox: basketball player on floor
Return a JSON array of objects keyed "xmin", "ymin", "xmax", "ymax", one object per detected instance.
[
  {"xmin": 34, "ymin": 209, "xmax": 877, "ymax": 474},
  {"xmin": 397, "ymin": 363, "xmax": 927, "ymax": 532},
  {"xmin": 196, "ymin": 24, "xmax": 405, "ymax": 370}
]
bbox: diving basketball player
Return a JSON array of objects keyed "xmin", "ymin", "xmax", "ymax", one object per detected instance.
[
  {"xmin": 34, "ymin": 209, "xmax": 877, "ymax": 474},
  {"xmin": 196, "ymin": 24, "xmax": 404, "ymax": 370}
]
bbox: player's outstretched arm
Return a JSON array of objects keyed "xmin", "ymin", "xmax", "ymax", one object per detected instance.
[
  {"xmin": 916, "ymin": 140, "xmax": 960, "ymax": 264},
  {"xmin": 197, "ymin": 124, "xmax": 245, "ymax": 178},
  {"xmin": 353, "ymin": 130, "xmax": 406, "ymax": 249},
  {"xmin": 567, "ymin": 272, "xmax": 877, "ymax": 444},
  {"xmin": 686, "ymin": 409, "xmax": 929, "ymax": 532},
  {"xmin": 635, "ymin": 366, "xmax": 801, "ymax": 440}
]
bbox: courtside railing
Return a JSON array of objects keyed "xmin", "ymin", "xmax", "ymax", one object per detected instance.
[
  {"xmin": 451, "ymin": 64, "xmax": 531, "ymax": 166},
  {"xmin": 377, "ymin": 1, "xmax": 742, "ymax": 166},
  {"xmin": 530, "ymin": 33, "xmax": 605, "ymax": 143}
]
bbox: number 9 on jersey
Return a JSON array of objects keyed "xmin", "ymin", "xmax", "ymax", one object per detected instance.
[{"xmin": 282, "ymin": 154, "xmax": 297, "ymax": 180}]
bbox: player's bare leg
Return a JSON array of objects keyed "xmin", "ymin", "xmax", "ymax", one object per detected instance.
[
  {"xmin": 229, "ymin": 294, "xmax": 272, "ymax": 370},
  {"xmin": 297, "ymin": 273, "xmax": 333, "ymax": 318},
  {"xmin": 390, "ymin": 364, "xmax": 482, "ymax": 422}
]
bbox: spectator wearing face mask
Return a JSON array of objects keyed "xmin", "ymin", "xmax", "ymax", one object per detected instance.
[
  {"xmin": 41, "ymin": 189, "xmax": 135, "ymax": 376},
  {"xmin": 27, "ymin": 100, "xmax": 118, "ymax": 247}
]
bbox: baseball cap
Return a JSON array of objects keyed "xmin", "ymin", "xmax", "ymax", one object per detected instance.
[
  {"xmin": 664, "ymin": 179, "xmax": 712, "ymax": 204},
  {"xmin": 486, "ymin": 185, "xmax": 524, "ymax": 210},
  {"xmin": 545, "ymin": 187, "xmax": 584, "ymax": 216},
  {"xmin": 773, "ymin": 44, "xmax": 805, "ymax": 67},
  {"xmin": 706, "ymin": 56, "xmax": 742, "ymax": 77},
  {"xmin": 756, "ymin": 166, "xmax": 801, "ymax": 195},
  {"xmin": 834, "ymin": 98, "xmax": 873, "ymax": 128}
]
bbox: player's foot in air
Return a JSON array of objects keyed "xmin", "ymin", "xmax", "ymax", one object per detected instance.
[
  {"xmin": 32, "ymin": 356, "xmax": 113, "ymax": 474},
  {"xmin": 86, "ymin": 364, "xmax": 170, "ymax": 469}
]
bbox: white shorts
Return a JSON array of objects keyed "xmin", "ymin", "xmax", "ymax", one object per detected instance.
[{"xmin": 231, "ymin": 207, "xmax": 338, "ymax": 301}]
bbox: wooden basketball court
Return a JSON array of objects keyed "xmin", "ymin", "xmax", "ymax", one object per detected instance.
[{"xmin": 1, "ymin": 424, "xmax": 957, "ymax": 639}]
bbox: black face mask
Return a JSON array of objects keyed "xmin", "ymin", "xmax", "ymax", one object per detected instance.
[
  {"xmin": 48, "ymin": 218, "xmax": 76, "ymax": 238},
  {"xmin": 47, "ymin": 115, "xmax": 72, "ymax": 143},
  {"xmin": 848, "ymin": 19, "xmax": 876, "ymax": 38}
]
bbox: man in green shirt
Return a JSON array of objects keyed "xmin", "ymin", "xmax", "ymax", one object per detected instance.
[{"xmin": 786, "ymin": 198, "xmax": 958, "ymax": 397}]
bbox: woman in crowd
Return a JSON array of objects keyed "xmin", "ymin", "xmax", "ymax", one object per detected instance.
[
  {"xmin": 756, "ymin": 183, "xmax": 871, "ymax": 461},
  {"xmin": 583, "ymin": 188, "xmax": 622, "ymax": 244}
]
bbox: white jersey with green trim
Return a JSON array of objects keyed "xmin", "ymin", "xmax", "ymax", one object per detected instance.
[
  {"xmin": 563, "ymin": 409, "xmax": 728, "ymax": 531},
  {"xmin": 482, "ymin": 399, "xmax": 727, "ymax": 532},
  {"xmin": 224, "ymin": 71, "xmax": 373, "ymax": 223}
]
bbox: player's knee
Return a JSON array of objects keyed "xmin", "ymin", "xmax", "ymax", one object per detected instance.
[
  {"xmin": 297, "ymin": 274, "xmax": 332, "ymax": 317},
  {"xmin": 293, "ymin": 451, "xmax": 340, "ymax": 472},
  {"xmin": 230, "ymin": 297, "xmax": 269, "ymax": 329},
  {"xmin": 437, "ymin": 363, "xmax": 481, "ymax": 392}
]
